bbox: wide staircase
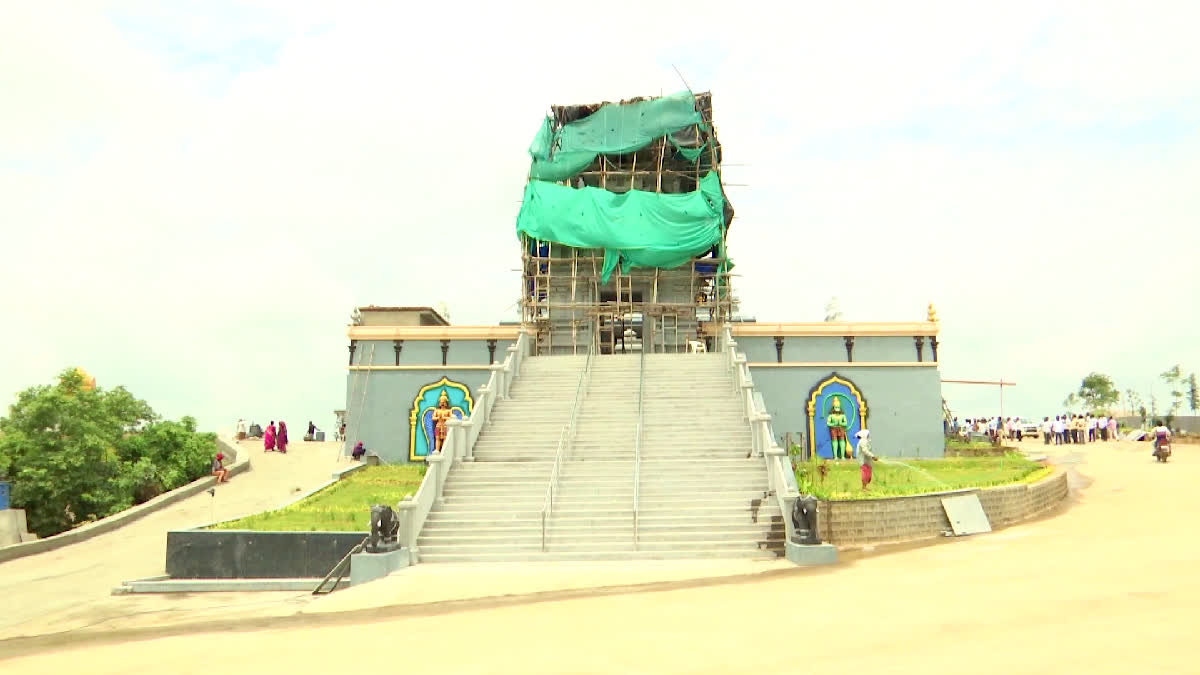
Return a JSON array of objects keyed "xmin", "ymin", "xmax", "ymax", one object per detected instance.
[{"xmin": 416, "ymin": 352, "xmax": 784, "ymax": 562}]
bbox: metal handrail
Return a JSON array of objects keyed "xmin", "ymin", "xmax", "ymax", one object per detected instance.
[
  {"xmin": 540, "ymin": 345, "xmax": 593, "ymax": 551},
  {"xmin": 633, "ymin": 343, "xmax": 646, "ymax": 548}
]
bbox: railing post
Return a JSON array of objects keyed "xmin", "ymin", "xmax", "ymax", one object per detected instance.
[
  {"xmin": 491, "ymin": 363, "xmax": 507, "ymax": 400},
  {"xmin": 394, "ymin": 499, "xmax": 417, "ymax": 559},
  {"xmin": 765, "ymin": 445, "xmax": 786, "ymax": 493},
  {"xmin": 426, "ymin": 453, "xmax": 445, "ymax": 504},
  {"xmin": 446, "ymin": 418, "xmax": 466, "ymax": 461}
]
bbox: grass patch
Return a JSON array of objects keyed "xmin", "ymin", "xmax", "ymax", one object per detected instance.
[
  {"xmin": 211, "ymin": 465, "xmax": 424, "ymax": 532},
  {"xmin": 794, "ymin": 453, "xmax": 1046, "ymax": 501}
]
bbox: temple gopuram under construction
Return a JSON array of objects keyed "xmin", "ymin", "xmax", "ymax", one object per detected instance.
[
  {"xmin": 514, "ymin": 91, "xmax": 735, "ymax": 355},
  {"xmin": 341, "ymin": 90, "xmax": 944, "ymax": 561}
]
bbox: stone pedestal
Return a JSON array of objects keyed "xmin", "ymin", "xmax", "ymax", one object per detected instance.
[
  {"xmin": 785, "ymin": 540, "xmax": 838, "ymax": 566},
  {"xmin": 0, "ymin": 509, "xmax": 37, "ymax": 547},
  {"xmin": 349, "ymin": 548, "xmax": 410, "ymax": 586}
]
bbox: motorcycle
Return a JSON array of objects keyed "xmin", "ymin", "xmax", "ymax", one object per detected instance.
[{"xmin": 1153, "ymin": 439, "xmax": 1172, "ymax": 463}]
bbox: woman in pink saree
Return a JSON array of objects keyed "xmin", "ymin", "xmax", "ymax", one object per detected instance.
[
  {"xmin": 263, "ymin": 421, "xmax": 277, "ymax": 451},
  {"xmin": 275, "ymin": 421, "xmax": 289, "ymax": 453}
]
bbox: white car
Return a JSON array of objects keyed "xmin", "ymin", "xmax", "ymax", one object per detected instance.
[{"xmin": 1019, "ymin": 419, "xmax": 1042, "ymax": 438}]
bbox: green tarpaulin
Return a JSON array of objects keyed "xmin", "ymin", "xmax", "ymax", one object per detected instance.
[
  {"xmin": 528, "ymin": 91, "xmax": 704, "ymax": 181},
  {"xmin": 516, "ymin": 171, "xmax": 725, "ymax": 283}
]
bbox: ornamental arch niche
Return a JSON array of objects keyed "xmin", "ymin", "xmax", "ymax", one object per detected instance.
[
  {"xmin": 409, "ymin": 377, "xmax": 473, "ymax": 461},
  {"xmin": 806, "ymin": 373, "xmax": 869, "ymax": 460}
]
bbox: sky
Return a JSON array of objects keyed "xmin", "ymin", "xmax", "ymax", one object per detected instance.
[{"xmin": 2, "ymin": 1, "xmax": 1198, "ymax": 433}]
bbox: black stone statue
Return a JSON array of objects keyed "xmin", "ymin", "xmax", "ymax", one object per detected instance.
[
  {"xmin": 791, "ymin": 495, "xmax": 821, "ymax": 545},
  {"xmin": 366, "ymin": 504, "xmax": 401, "ymax": 553}
]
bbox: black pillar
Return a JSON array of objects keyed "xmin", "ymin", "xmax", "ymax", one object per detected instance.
[
  {"xmin": 487, "ymin": 339, "xmax": 497, "ymax": 365},
  {"xmin": 844, "ymin": 336, "xmax": 855, "ymax": 362},
  {"xmin": 348, "ymin": 340, "xmax": 358, "ymax": 366},
  {"xmin": 393, "ymin": 340, "xmax": 403, "ymax": 366},
  {"xmin": 914, "ymin": 336, "xmax": 925, "ymax": 362},
  {"xmin": 440, "ymin": 340, "xmax": 450, "ymax": 366},
  {"xmin": 773, "ymin": 336, "xmax": 784, "ymax": 363},
  {"xmin": 930, "ymin": 336, "xmax": 939, "ymax": 362}
]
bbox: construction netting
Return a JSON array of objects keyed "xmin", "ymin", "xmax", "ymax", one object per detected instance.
[
  {"xmin": 528, "ymin": 91, "xmax": 705, "ymax": 181},
  {"xmin": 517, "ymin": 91, "xmax": 731, "ymax": 283},
  {"xmin": 516, "ymin": 171, "xmax": 725, "ymax": 282}
]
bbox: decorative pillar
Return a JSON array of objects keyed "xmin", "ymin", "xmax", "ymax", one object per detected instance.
[
  {"xmin": 348, "ymin": 340, "xmax": 358, "ymax": 366},
  {"xmin": 930, "ymin": 336, "xmax": 939, "ymax": 362},
  {"xmin": 393, "ymin": 340, "xmax": 404, "ymax": 366},
  {"xmin": 487, "ymin": 339, "xmax": 497, "ymax": 365},
  {"xmin": 914, "ymin": 336, "xmax": 925, "ymax": 362},
  {"xmin": 773, "ymin": 336, "xmax": 784, "ymax": 363},
  {"xmin": 440, "ymin": 340, "xmax": 450, "ymax": 366},
  {"xmin": 843, "ymin": 336, "xmax": 855, "ymax": 362}
]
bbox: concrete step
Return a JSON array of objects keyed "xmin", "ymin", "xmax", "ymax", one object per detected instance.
[
  {"xmin": 416, "ymin": 539, "xmax": 783, "ymax": 556},
  {"xmin": 417, "ymin": 530, "xmax": 784, "ymax": 547},
  {"xmin": 420, "ymin": 520, "xmax": 781, "ymax": 536},
  {"xmin": 417, "ymin": 549, "xmax": 782, "ymax": 563},
  {"xmin": 425, "ymin": 511, "xmax": 781, "ymax": 529}
]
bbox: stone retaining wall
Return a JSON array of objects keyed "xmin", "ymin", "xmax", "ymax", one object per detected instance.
[{"xmin": 817, "ymin": 469, "xmax": 1069, "ymax": 546}]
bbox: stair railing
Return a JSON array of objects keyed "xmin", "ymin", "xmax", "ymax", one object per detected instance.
[
  {"xmin": 397, "ymin": 329, "xmax": 531, "ymax": 563},
  {"xmin": 718, "ymin": 324, "xmax": 801, "ymax": 544},
  {"xmin": 633, "ymin": 342, "xmax": 646, "ymax": 549},
  {"xmin": 540, "ymin": 344, "xmax": 593, "ymax": 551}
]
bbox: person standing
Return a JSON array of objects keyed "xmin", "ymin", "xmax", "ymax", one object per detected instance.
[
  {"xmin": 1108, "ymin": 416, "xmax": 1118, "ymax": 441},
  {"xmin": 855, "ymin": 429, "xmax": 880, "ymax": 490},
  {"xmin": 276, "ymin": 421, "xmax": 289, "ymax": 454},
  {"xmin": 264, "ymin": 421, "xmax": 277, "ymax": 451},
  {"xmin": 235, "ymin": 419, "xmax": 248, "ymax": 441},
  {"xmin": 1053, "ymin": 416, "xmax": 1065, "ymax": 445},
  {"xmin": 1042, "ymin": 417, "xmax": 1052, "ymax": 445}
]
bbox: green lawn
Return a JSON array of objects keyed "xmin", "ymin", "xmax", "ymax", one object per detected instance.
[
  {"xmin": 211, "ymin": 465, "xmax": 424, "ymax": 532},
  {"xmin": 794, "ymin": 453, "xmax": 1051, "ymax": 501}
]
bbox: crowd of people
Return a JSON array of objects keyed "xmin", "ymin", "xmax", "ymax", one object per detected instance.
[
  {"xmin": 1036, "ymin": 414, "xmax": 1118, "ymax": 445},
  {"xmin": 949, "ymin": 413, "xmax": 1120, "ymax": 445}
]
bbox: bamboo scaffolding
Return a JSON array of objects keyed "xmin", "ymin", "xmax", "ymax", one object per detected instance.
[{"xmin": 519, "ymin": 91, "xmax": 735, "ymax": 355}]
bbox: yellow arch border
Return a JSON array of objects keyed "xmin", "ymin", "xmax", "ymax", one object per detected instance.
[
  {"xmin": 408, "ymin": 377, "xmax": 474, "ymax": 461},
  {"xmin": 806, "ymin": 373, "xmax": 868, "ymax": 459}
]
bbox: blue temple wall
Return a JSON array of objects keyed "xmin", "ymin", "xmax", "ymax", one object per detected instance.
[
  {"xmin": 735, "ymin": 335, "xmax": 943, "ymax": 458},
  {"xmin": 343, "ymin": 338, "xmax": 516, "ymax": 464}
]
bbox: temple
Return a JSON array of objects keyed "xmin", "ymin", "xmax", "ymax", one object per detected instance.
[{"xmin": 343, "ymin": 91, "xmax": 944, "ymax": 467}]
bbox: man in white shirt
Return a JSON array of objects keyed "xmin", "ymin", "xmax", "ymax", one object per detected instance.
[
  {"xmin": 1097, "ymin": 415, "xmax": 1109, "ymax": 441},
  {"xmin": 1052, "ymin": 416, "xmax": 1066, "ymax": 445},
  {"xmin": 1041, "ymin": 417, "xmax": 1052, "ymax": 445}
]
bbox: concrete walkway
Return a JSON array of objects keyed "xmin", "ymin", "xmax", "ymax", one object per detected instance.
[
  {"xmin": 4, "ymin": 438, "xmax": 1197, "ymax": 673},
  {"xmin": 0, "ymin": 439, "xmax": 347, "ymax": 640}
]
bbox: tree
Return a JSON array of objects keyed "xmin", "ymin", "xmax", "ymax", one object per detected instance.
[
  {"xmin": 1077, "ymin": 372, "xmax": 1119, "ymax": 413},
  {"xmin": 1188, "ymin": 373, "xmax": 1199, "ymax": 415},
  {"xmin": 1160, "ymin": 365, "xmax": 1185, "ymax": 428},
  {"xmin": 1063, "ymin": 393, "xmax": 1081, "ymax": 411},
  {"xmin": 0, "ymin": 368, "xmax": 215, "ymax": 537},
  {"xmin": 1124, "ymin": 389, "xmax": 1142, "ymax": 417}
]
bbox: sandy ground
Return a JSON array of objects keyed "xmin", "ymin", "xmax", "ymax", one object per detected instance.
[
  {"xmin": 0, "ymin": 439, "xmax": 347, "ymax": 640},
  {"xmin": 2, "ymin": 438, "xmax": 1196, "ymax": 674}
]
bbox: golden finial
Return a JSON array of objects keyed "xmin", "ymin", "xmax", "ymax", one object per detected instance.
[
  {"xmin": 927, "ymin": 303, "xmax": 938, "ymax": 323},
  {"xmin": 75, "ymin": 367, "xmax": 97, "ymax": 391}
]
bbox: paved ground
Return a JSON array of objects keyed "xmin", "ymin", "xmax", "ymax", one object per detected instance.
[
  {"xmin": 0, "ymin": 439, "xmax": 347, "ymax": 640},
  {"xmin": 3, "ymin": 438, "xmax": 1196, "ymax": 674}
]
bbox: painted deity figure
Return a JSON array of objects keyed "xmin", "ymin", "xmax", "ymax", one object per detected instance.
[
  {"xmin": 826, "ymin": 396, "xmax": 850, "ymax": 460},
  {"xmin": 431, "ymin": 389, "xmax": 454, "ymax": 452}
]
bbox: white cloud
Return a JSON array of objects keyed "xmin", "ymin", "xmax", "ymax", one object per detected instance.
[{"xmin": 1, "ymin": 1, "xmax": 1198, "ymax": 429}]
